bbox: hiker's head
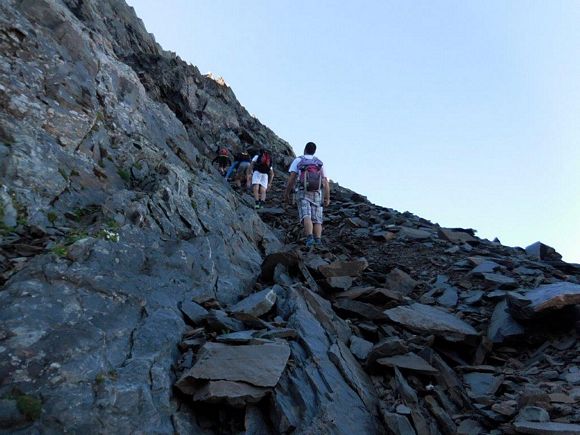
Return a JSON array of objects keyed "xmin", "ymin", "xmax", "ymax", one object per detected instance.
[{"xmin": 304, "ymin": 142, "xmax": 316, "ymax": 155}]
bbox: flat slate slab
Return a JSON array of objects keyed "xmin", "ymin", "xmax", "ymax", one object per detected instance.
[
  {"xmin": 488, "ymin": 300, "xmax": 525, "ymax": 344},
  {"xmin": 384, "ymin": 303, "xmax": 479, "ymax": 342},
  {"xmin": 385, "ymin": 268, "xmax": 417, "ymax": 296},
  {"xmin": 507, "ymin": 282, "xmax": 580, "ymax": 320},
  {"xmin": 230, "ymin": 287, "xmax": 277, "ymax": 317},
  {"xmin": 318, "ymin": 258, "xmax": 368, "ymax": 277},
  {"xmin": 513, "ymin": 421, "xmax": 580, "ymax": 434},
  {"xmin": 377, "ymin": 352, "xmax": 438, "ymax": 374},
  {"xmin": 192, "ymin": 380, "xmax": 268, "ymax": 407},
  {"xmin": 184, "ymin": 341, "xmax": 290, "ymax": 387},
  {"xmin": 438, "ymin": 228, "xmax": 477, "ymax": 244}
]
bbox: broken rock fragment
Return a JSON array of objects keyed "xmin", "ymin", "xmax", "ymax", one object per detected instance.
[
  {"xmin": 230, "ymin": 287, "xmax": 278, "ymax": 317},
  {"xmin": 384, "ymin": 303, "xmax": 478, "ymax": 342},
  {"xmin": 376, "ymin": 352, "xmax": 438, "ymax": 374},
  {"xmin": 318, "ymin": 258, "xmax": 368, "ymax": 277},
  {"xmin": 507, "ymin": 282, "xmax": 580, "ymax": 320},
  {"xmin": 192, "ymin": 380, "xmax": 269, "ymax": 407},
  {"xmin": 384, "ymin": 268, "xmax": 417, "ymax": 296},
  {"xmin": 177, "ymin": 341, "xmax": 290, "ymax": 389}
]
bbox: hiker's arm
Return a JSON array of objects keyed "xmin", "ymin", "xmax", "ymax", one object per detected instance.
[
  {"xmin": 246, "ymin": 163, "xmax": 253, "ymax": 184},
  {"xmin": 268, "ymin": 168, "xmax": 274, "ymax": 187},
  {"xmin": 323, "ymin": 177, "xmax": 330, "ymax": 207},
  {"xmin": 284, "ymin": 172, "xmax": 297, "ymax": 203}
]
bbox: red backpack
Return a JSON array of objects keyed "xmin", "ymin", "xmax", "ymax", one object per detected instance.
[
  {"xmin": 255, "ymin": 150, "xmax": 272, "ymax": 174},
  {"xmin": 297, "ymin": 156, "xmax": 323, "ymax": 191}
]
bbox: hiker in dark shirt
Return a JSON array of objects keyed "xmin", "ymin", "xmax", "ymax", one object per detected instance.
[
  {"xmin": 226, "ymin": 150, "xmax": 252, "ymax": 188},
  {"xmin": 248, "ymin": 149, "xmax": 274, "ymax": 209},
  {"xmin": 212, "ymin": 146, "xmax": 231, "ymax": 176}
]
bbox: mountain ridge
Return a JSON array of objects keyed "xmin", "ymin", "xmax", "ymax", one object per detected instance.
[{"xmin": 1, "ymin": 1, "xmax": 579, "ymax": 434}]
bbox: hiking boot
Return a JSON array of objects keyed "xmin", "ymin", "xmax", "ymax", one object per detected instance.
[
  {"xmin": 254, "ymin": 202, "xmax": 261, "ymax": 210},
  {"xmin": 305, "ymin": 235, "xmax": 315, "ymax": 248},
  {"xmin": 314, "ymin": 238, "xmax": 322, "ymax": 246}
]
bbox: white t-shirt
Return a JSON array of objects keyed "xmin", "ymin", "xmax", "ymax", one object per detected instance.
[{"xmin": 288, "ymin": 155, "xmax": 327, "ymax": 179}]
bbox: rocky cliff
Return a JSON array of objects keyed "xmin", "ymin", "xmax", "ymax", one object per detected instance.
[{"xmin": 1, "ymin": 1, "xmax": 579, "ymax": 434}]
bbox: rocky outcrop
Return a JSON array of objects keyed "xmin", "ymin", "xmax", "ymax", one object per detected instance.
[{"xmin": 1, "ymin": 0, "xmax": 580, "ymax": 434}]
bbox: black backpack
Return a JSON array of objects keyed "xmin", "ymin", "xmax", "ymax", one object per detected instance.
[{"xmin": 255, "ymin": 150, "xmax": 272, "ymax": 174}]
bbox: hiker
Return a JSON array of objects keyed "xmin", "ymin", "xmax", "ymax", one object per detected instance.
[
  {"xmin": 248, "ymin": 148, "xmax": 274, "ymax": 209},
  {"xmin": 226, "ymin": 149, "xmax": 252, "ymax": 188},
  {"xmin": 284, "ymin": 142, "xmax": 330, "ymax": 247},
  {"xmin": 211, "ymin": 146, "xmax": 231, "ymax": 176}
]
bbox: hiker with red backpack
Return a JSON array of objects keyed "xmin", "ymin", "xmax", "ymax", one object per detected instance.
[
  {"xmin": 211, "ymin": 146, "xmax": 231, "ymax": 176},
  {"xmin": 248, "ymin": 149, "xmax": 274, "ymax": 209},
  {"xmin": 284, "ymin": 142, "xmax": 330, "ymax": 247}
]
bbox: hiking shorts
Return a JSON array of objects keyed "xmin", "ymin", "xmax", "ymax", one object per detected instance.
[
  {"xmin": 252, "ymin": 171, "xmax": 269, "ymax": 188},
  {"xmin": 236, "ymin": 161, "xmax": 250, "ymax": 179},
  {"xmin": 297, "ymin": 190, "xmax": 323, "ymax": 224}
]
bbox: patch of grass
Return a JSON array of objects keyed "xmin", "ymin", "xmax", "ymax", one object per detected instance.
[
  {"xmin": 95, "ymin": 373, "xmax": 106, "ymax": 385},
  {"xmin": 15, "ymin": 394, "xmax": 42, "ymax": 421},
  {"xmin": 70, "ymin": 169, "xmax": 80, "ymax": 177},
  {"xmin": 58, "ymin": 168, "xmax": 69, "ymax": 180},
  {"xmin": 133, "ymin": 162, "xmax": 143, "ymax": 170},
  {"xmin": 46, "ymin": 211, "xmax": 57, "ymax": 224},
  {"xmin": 51, "ymin": 245, "xmax": 68, "ymax": 257},
  {"xmin": 206, "ymin": 199, "xmax": 211, "ymax": 208},
  {"xmin": 117, "ymin": 167, "xmax": 130, "ymax": 183},
  {"xmin": 191, "ymin": 200, "xmax": 197, "ymax": 210}
]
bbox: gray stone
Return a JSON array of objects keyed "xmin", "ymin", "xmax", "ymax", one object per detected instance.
[
  {"xmin": 230, "ymin": 287, "xmax": 278, "ymax": 317},
  {"xmin": 507, "ymin": 282, "xmax": 580, "ymax": 320},
  {"xmin": 525, "ymin": 241, "xmax": 563, "ymax": 261},
  {"xmin": 482, "ymin": 273, "xmax": 518, "ymax": 289},
  {"xmin": 382, "ymin": 411, "xmax": 417, "ymax": 435},
  {"xmin": 488, "ymin": 300, "xmax": 525, "ymax": 344},
  {"xmin": 319, "ymin": 258, "xmax": 369, "ymax": 277},
  {"xmin": 399, "ymin": 227, "xmax": 432, "ymax": 240},
  {"xmin": 327, "ymin": 276, "xmax": 354, "ymax": 290},
  {"xmin": 438, "ymin": 228, "xmax": 477, "ymax": 244},
  {"xmin": 205, "ymin": 309, "xmax": 246, "ymax": 332},
  {"xmin": 377, "ymin": 352, "xmax": 438, "ymax": 374},
  {"xmin": 516, "ymin": 406, "xmax": 550, "ymax": 423},
  {"xmin": 384, "ymin": 303, "xmax": 479, "ymax": 342},
  {"xmin": 513, "ymin": 421, "xmax": 580, "ymax": 434},
  {"xmin": 192, "ymin": 380, "xmax": 269, "ymax": 407},
  {"xmin": 471, "ymin": 260, "xmax": 501, "ymax": 274},
  {"xmin": 180, "ymin": 341, "xmax": 290, "ymax": 388},
  {"xmin": 349, "ymin": 335, "xmax": 373, "ymax": 361},
  {"xmin": 0, "ymin": 399, "xmax": 26, "ymax": 428},
  {"xmin": 385, "ymin": 268, "xmax": 417, "ymax": 296},
  {"xmin": 179, "ymin": 299, "xmax": 208, "ymax": 325},
  {"xmin": 457, "ymin": 419, "xmax": 486, "ymax": 435},
  {"xmin": 245, "ymin": 405, "xmax": 273, "ymax": 435},
  {"xmin": 333, "ymin": 299, "xmax": 388, "ymax": 321},
  {"xmin": 215, "ymin": 330, "xmax": 257, "ymax": 344},
  {"xmin": 437, "ymin": 286, "xmax": 458, "ymax": 307},
  {"xmin": 463, "ymin": 372, "xmax": 504, "ymax": 398}
]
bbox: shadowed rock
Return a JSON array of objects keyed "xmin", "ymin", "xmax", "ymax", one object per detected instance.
[
  {"xmin": 507, "ymin": 282, "xmax": 580, "ymax": 320},
  {"xmin": 384, "ymin": 303, "xmax": 479, "ymax": 342},
  {"xmin": 377, "ymin": 352, "xmax": 438, "ymax": 374},
  {"xmin": 230, "ymin": 287, "xmax": 278, "ymax": 317},
  {"xmin": 488, "ymin": 300, "xmax": 525, "ymax": 343},
  {"xmin": 385, "ymin": 268, "xmax": 417, "ymax": 296},
  {"xmin": 179, "ymin": 341, "xmax": 290, "ymax": 388},
  {"xmin": 192, "ymin": 380, "xmax": 269, "ymax": 407},
  {"xmin": 319, "ymin": 258, "xmax": 369, "ymax": 277}
]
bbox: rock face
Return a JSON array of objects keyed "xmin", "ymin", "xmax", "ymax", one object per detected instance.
[{"xmin": 2, "ymin": 0, "xmax": 580, "ymax": 434}]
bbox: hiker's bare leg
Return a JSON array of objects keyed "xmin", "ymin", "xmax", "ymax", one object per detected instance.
[
  {"xmin": 313, "ymin": 223, "xmax": 322, "ymax": 239},
  {"xmin": 303, "ymin": 217, "xmax": 313, "ymax": 236},
  {"xmin": 260, "ymin": 186, "xmax": 266, "ymax": 201},
  {"xmin": 253, "ymin": 184, "xmax": 259, "ymax": 201}
]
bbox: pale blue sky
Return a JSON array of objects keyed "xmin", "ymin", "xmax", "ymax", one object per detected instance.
[{"xmin": 127, "ymin": 0, "xmax": 580, "ymax": 262}]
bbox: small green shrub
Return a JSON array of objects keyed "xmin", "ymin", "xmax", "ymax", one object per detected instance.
[
  {"xmin": 117, "ymin": 168, "xmax": 130, "ymax": 182},
  {"xmin": 51, "ymin": 245, "xmax": 68, "ymax": 257},
  {"xmin": 16, "ymin": 395, "xmax": 42, "ymax": 421},
  {"xmin": 47, "ymin": 211, "xmax": 57, "ymax": 224}
]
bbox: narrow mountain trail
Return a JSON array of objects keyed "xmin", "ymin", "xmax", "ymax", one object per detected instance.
[{"xmin": 171, "ymin": 168, "xmax": 580, "ymax": 434}]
